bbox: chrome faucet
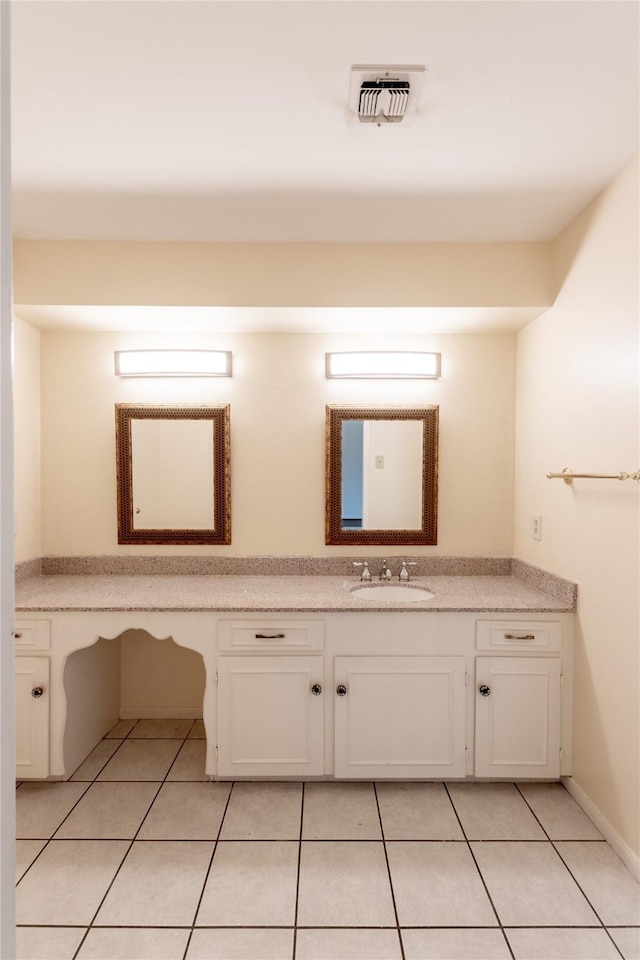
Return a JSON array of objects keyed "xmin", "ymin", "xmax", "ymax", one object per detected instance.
[
  {"xmin": 399, "ymin": 560, "xmax": 417, "ymax": 581},
  {"xmin": 379, "ymin": 560, "xmax": 392, "ymax": 580}
]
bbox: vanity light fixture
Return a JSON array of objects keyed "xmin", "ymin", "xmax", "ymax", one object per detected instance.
[
  {"xmin": 325, "ymin": 351, "xmax": 441, "ymax": 379},
  {"xmin": 114, "ymin": 350, "xmax": 232, "ymax": 377}
]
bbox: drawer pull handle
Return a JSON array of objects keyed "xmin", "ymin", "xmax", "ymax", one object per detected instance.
[
  {"xmin": 254, "ymin": 633, "xmax": 286, "ymax": 640},
  {"xmin": 478, "ymin": 684, "xmax": 491, "ymax": 697},
  {"xmin": 14, "ymin": 632, "xmax": 22, "ymax": 639},
  {"xmin": 336, "ymin": 684, "xmax": 348, "ymax": 697},
  {"xmin": 504, "ymin": 633, "xmax": 536, "ymax": 641},
  {"xmin": 311, "ymin": 683, "xmax": 322, "ymax": 696},
  {"xmin": 31, "ymin": 687, "xmax": 44, "ymax": 699}
]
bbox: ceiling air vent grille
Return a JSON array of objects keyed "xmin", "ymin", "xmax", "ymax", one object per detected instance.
[
  {"xmin": 358, "ymin": 78, "xmax": 410, "ymax": 123},
  {"xmin": 348, "ymin": 65, "xmax": 426, "ymax": 127}
]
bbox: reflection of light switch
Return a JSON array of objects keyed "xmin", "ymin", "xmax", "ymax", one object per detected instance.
[{"xmin": 375, "ymin": 456, "xmax": 384, "ymax": 469}]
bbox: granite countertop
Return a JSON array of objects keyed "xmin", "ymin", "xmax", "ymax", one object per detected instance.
[{"xmin": 15, "ymin": 573, "xmax": 575, "ymax": 614}]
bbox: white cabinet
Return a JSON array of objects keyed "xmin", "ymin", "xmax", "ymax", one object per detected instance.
[
  {"xmin": 475, "ymin": 656, "xmax": 562, "ymax": 779},
  {"xmin": 15, "ymin": 656, "xmax": 50, "ymax": 779},
  {"xmin": 217, "ymin": 655, "xmax": 325, "ymax": 777},
  {"xmin": 15, "ymin": 618, "xmax": 51, "ymax": 779},
  {"xmin": 334, "ymin": 656, "xmax": 467, "ymax": 779},
  {"xmin": 13, "ymin": 608, "xmax": 570, "ymax": 782}
]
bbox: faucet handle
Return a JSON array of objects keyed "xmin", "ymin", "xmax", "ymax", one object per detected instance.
[
  {"xmin": 353, "ymin": 561, "xmax": 371, "ymax": 581},
  {"xmin": 399, "ymin": 560, "xmax": 417, "ymax": 581}
]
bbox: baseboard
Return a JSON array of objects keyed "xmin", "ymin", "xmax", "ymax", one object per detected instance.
[
  {"xmin": 119, "ymin": 706, "xmax": 202, "ymax": 720},
  {"xmin": 562, "ymin": 776, "xmax": 640, "ymax": 881}
]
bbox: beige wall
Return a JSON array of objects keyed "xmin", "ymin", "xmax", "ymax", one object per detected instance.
[
  {"xmin": 120, "ymin": 632, "xmax": 205, "ymax": 719},
  {"xmin": 14, "ymin": 240, "xmax": 550, "ymax": 309},
  {"xmin": 13, "ymin": 316, "xmax": 41, "ymax": 563},
  {"xmin": 36, "ymin": 328, "xmax": 515, "ymax": 557},
  {"xmin": 514, "ymin": 155, "xmax": 639, "ymax": 856}
]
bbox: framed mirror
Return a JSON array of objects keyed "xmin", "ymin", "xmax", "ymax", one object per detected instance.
[
  {"xmin": 325, "ymin": 406, "xmax": 438, "ymax": 546},
  {"xmin": 116, "ymin": 404, "xmax": 231, "ymax": 544}
]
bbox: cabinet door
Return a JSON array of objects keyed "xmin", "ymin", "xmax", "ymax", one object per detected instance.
[
  {"xmin": 217, "ymin": 656, "xmax": 324, "ymax": 777},
  {"xmin": 475, "ymin": 657, "xmax": 561, "ymax": 779},
  {"xmin": 15, "ymin": 656, "xmax": 50, "ymax": 779},
  {"xmin": 334, "ymin": 657, "xmax": 466, "ymax": 779}
]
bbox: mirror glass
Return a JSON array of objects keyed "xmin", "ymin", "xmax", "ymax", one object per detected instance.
[
  {"xmin": 116, "ymin": 404, "xmax": 230, "ymax": 544},
  {"xmin": 326, "ymin": 406, "xmax": 438, "ymax": 545}
]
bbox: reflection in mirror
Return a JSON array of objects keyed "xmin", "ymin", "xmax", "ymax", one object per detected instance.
[
  {"xmin": 326, "ymin": 406, "xmax": 438, "ymax": 546},
  {"xmin": 116, "ymin": 404, "xmax": 230, "ymax": 544},
  {"xmin": 341, "ymin": 420, "xmax": 424, "ymax": 530},
  {"xmin": 131, "ymin": 419, "xmax": 215, "ymax": 530}
]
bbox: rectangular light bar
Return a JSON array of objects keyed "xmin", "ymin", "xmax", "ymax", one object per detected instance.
[
  {"xmin": 115, "ymin": 350, "xmax": 232, "ymax": 377},
  {"xmin": 325, "ymin": 351, "xmax": 441, "ymax": 379}
]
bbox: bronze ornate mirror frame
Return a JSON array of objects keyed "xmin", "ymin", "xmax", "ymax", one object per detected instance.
[
  {"xmin": 116, "ymin": 404, "xmax": 231, "ymax": 545},
  {"xmin": 325, "ymin": 405, "xmax": 438, "ymax": 546}
]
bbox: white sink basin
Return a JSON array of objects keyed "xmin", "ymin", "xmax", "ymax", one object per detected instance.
[{"xmin": 351, "ymin": 583, "xmax": 434, "ymax": 602}]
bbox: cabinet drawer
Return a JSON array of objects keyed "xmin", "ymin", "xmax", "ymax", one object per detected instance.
[
  {"xmin": 14, "ymin": 620, "xmax": 51, "ymax": 653},
  {"xmin": 476, "ymin": 620, "xmax": 561, "ymax": 652},
  {"xmin": 218, "ymin": 619, "xmax": 324, "ymax": 652}
]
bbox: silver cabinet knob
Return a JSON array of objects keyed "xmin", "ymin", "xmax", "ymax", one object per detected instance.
[
  {"xmin": 311, "ymin": 683, "xmax": 322, "ymax": 696},
  {"xmin": 478, "ymin": 684, "xmax": 491, "ymax": 697},
  {"xmin": 31, "ymin": 687, "xmax": 44, "ymax": 699},
  {"xmin": 336, "ymin": 684, "xmax": 347, "ymax": 697}
]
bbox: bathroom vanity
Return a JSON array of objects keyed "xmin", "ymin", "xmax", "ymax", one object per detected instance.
[{"xmin": 14, "ymin": 570, "xmax": 574, "ymax": 783}]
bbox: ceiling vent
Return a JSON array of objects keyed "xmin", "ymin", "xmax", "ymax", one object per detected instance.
[{"xmin": 348, "ymin": 65, "xmax": 426, "ymax": 127}]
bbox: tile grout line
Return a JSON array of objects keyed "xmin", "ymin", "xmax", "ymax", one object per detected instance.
[
  {"xmin": 14, "ymin": 724, "xmax": 138, "ymax": 890},
  {"xmin": 513, "ymin": 783, "xmax": 626, "ymax": 958},
  {"xmin": 70, "ymin": 722, "xmax": 193, "ymax": 960},
  {"xmin": 182, "ymin": 776, "xmax": 236, "ymax": 960},
  {"xmin": 291, "ymin": 781, "xmax": 305, "ymax": 960},
  {"xmin": 443, "ymin": 782, "xmax": 516, "ymax": 960},
  {"xmin": 373, "ymin": 782, "xmax": 406, "ymax": 960},
  {"xmin": 16, "ymin": 721, "xmax": 145, "ymax": 904}
]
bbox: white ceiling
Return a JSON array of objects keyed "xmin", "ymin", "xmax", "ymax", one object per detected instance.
[
  {"xmin": 9, "ymin": 1, "xmax": 639, "ymax": 334},
  {"xmin": 11, "ymin": 0, "xmax": 639, "ymax": 244}
]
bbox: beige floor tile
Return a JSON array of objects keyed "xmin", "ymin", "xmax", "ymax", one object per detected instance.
[
  {"xmin": 77, "ymin": 927, "xmax": 190, "ymax": 959},
  {"xmin": 608, "ymin": 927, "xmax": 640, "ymax": 960},
  {"xmin": 15, "ymin": 839, "xmax": 46, "ymax": 882},
  {"xmin": 447, "ymin": 782, "xmax": 546, "ymax": 840},
  {"xmin": 402, "ymin": 927, "xmax": 511, "ymax": 959},
  {"xmin": 296, "ymin": 928, "xmax": 402, "ymax": 959},
  {"xmin": 376, "ymin": 782, "xmax": 463, "ymax": 840},
  {"xmin": 16, "ymin": 782, "xmax": 89, "ymax": 839},
  {"xmin": 302, "ymin": 782, "xmax": 381, "ymax": 839},
  {"xmin": 220, "ymin": 781, "xmax": 302, "ymax": 839},
  {"xmin": 16, "ymin": 926, "xmax": 87, "ymax": 960},
  {"xmin": 554, "ymin": 841, "xmax": 640, "ymax": 925},
  {"xmin": 517, "ymin": 783, "xmax": 602, "ymax": 839},
  {"xmin": 187, "ymin": 718, "xmax": 206, "ymax": 739},
  {"xmin": 471, "ymin": 841, "xmax": 599, "ymax": 926},
  {"xmin": 69, "ymin": 739, "xmax": 123, "ymax": 781},
  {"xmin": 97, "ymin": 738, "xmax": 181, "ymax": 781},
  {"xmin": 137, "ymin": 781, "xmax": 230, "ymax": 839},
  {"xmin": 196, "ymin": 840, "xmax": 298, "ymax": 926},
  {"xmin": 104, "ymin": 719, "xmax": 137, "ymax": 738},
  {"xmin": 16, "ymin": 840, "xmax": 129, "ymax": 925},
  {"xmin": 187, "ymin": 928, "xmax": 294, "ymax": 959},
  {"xmin": 166, "ymin": 739, "xmax": 208, "ymax": 781},
  {"xmin": 54, "ymin": 781, "xmax": 159, "ymax": 839},
  {"xmin": 129, "ymin": 718, "xmax": 193, "ymax": 739},
  {"xmin": 506, "ymin": 927, "xmax": 621, "ymax": 959},
  {"xmin": 297, "ymin": 841, "xmax": 396, "ymax": 927},
  {"xmin": 387, "ymin": 841, "xmax": 497, "ymax": 927},
  {"xmin": 95, "ymin": 840, "xmax": 213, "ymax": 926}
]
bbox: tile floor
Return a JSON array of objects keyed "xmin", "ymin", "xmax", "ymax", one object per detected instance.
[{"xmin": 15, "ymin": 719, "xmax": 640, "ymax": 960}]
